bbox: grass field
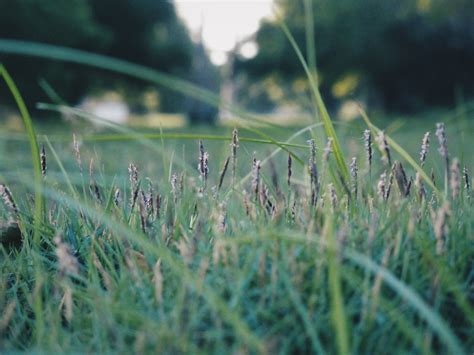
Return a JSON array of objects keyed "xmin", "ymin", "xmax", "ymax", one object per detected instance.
[
  {"xmin": 1, "ymin": 105, "xmax": 473, "ymax": 353},
  {"xmin": 0, "ymin": 26, "xmax": 473, "ymax": 352}
]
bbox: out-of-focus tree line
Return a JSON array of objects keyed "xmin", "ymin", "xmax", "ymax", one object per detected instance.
[
  {"xmin": 0, "ymin": 0, "xmax": 219, "ymax": 123},
  {"xmin": 236, "ymin": 0, "xmax": 474, "ymax": 114},
  {"xmin": 1, "ymin": 0, "xmax": 473, "ymax": 123}
]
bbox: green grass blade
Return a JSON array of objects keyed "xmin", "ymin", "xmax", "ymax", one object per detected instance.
[
  {"xmin": 277, "ymin": 20, "xmax": 350, "ymax": 184},
  {"xmin": 345, "ymin": 250, "xmax": 466, "ymax": 355},
  {"xmin": 0, "ymin": 64, "xmax": 43, "ymax": 245},
  {"xmin": 0, "ymin": 39, "xmax": 302, "ymax": 161},
  {"xmin": 324, "ymin": 215, "xmax": 350, "ymax": 355},
  {"xmin": 43, "ymin": 136, "xmax": 78, "ymax": 199}
]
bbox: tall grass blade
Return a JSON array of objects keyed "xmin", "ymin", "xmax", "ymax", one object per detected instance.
[
  {"xmin": 0, "ymin": 39, "xmax": 302, "ymax": 162},
  {"xmin": 277, "ymin": 20, "xmax": 350, "ymax": 184},
  {"xmin": 324, "ymin": 215, "xmax": 350, "ymax": 355},
  {"xmin": 0, "ymin": 64, "xmax": 43, "ymax": 245}
]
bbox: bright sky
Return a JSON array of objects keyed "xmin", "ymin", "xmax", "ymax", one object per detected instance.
[{"xmin": 175, "ymin": 0, "xmax": 275, "ymax": 65}]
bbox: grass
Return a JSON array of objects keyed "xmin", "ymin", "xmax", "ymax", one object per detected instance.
[
  {"xmin": 0, "ymin": 107, "xmax": 473, "ymax": 353},
  {"xmin": 0, "ymin": 15, "xmax": 473, "ymax": 354}
]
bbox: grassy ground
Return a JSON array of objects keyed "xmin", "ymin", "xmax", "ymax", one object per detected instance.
[{"xmin": 0, "ymin": 111, "xmax": 473, "ymax": 353}]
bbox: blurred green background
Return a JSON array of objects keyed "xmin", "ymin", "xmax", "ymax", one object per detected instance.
[{"xmin": 0, "ymin": 0, "xmax": 473, "ymax": 125}]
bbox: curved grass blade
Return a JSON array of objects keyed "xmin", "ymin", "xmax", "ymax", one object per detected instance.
[
  {"xmin": 227, "ymin": 233, "xmax": 466, "ymax": 355},
  {"xmin": 0, "ymin": 39, "xmax": 302, "ymax": 162},
  {"xmin": 277, "ymin": 19, "xmax": 350, "ymax": 184},
  {"xmin": 0, "ymin": 64, "xmax": 43, "ymax": 245},
  {"xmin": 324, "ymin": 214, "xmax": 350, "ymax": 355}
]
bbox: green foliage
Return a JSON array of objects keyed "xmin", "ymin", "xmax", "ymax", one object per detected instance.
[
  {"xmin": 0, "ymin": 0, "xmax": 198, "ymax": 114},
  {"xmin": 237, "ymin": 0, "xmax": 474, "ymax": 112},
  {"xmin": 0, "ymin": 117, "xmax": 472, "ymax": 353}
]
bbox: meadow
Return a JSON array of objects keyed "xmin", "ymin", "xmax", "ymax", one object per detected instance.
[{"xmin": 0, "ymin": 30, "xmax": 473, "ymax": 353}]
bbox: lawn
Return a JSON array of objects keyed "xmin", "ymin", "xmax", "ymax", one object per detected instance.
[{"xmin": 0, "ymin": 107, "xmax": 473, "ymax": 353}]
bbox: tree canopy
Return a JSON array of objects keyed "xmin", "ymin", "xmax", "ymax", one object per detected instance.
[{"xmin": 0, "ymin": 0, "xmax": 217, "ymax": 120}]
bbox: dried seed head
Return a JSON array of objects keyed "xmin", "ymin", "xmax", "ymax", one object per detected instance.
[
  {"xmin": 40, "ymin": 144, "xmax": 47, "ymax": 178},
  {"xmin": 89, "ymin": 182, "xmax": 102, "ymax": 203},
  {"xmin": 350, "ymin": 157, "xmax": 358, "ymax": 199},
  {"xmin": 198, "ymin": 140, "xmax": 209, "ymax": 190},
  {"xmin": 171, "ymin": 173, "xmax": 178, "ymax": 203},
  {"xmin": 242, "ymin": 189, "xmax": 251, "ymax": 217},
  {"xmin": 393, "ymin": 161, "xmax": 410, "ymax": 197},
  {"xmin": 328, "ymin": 183, "xmax": 337, "ymax": 211},
  {"xmin": 386, "ymin": 166, "xmax": 394, "ymax": 200},
  {"xmin": 435, "ymin": 123, "xmax": 449, "ymax": 161},
  {"xmin": 215, "ymin": 202, "xmax": 227, "ymax": 234},
  {"xmin": 128, "ymin": 163, "xmax": 138, "ymax": 186},
  {"xmin": 128, "ymin": 163, "xmax": 139, "ymax": 209},
  {"xmin": 419, "ymin": 132, "xmax": 430, "ymax": 167},
  {"xmin": 0, "ymin": 183, "xmax": 18, "ymax": 216},
  {"xmin": 364, "ymin": 129, "xmax": 373, "ymax": 170},
  {"xmin": 138, "ymin": 191, "xmax": 147, "ymax": 233},
  {"xmin": 376, "ymin": 131, "xmax": 391, "ymax": 166},
  {"xmin": 463, "ymin": 166, "xmax": 471, "ymax": 197},
  {"xmin": 433, "ymin": 202, "xmax": 450, "ymax": 255},
  {"xmin": 415, "ymin": 172, "xmax": 426, "ymax": 200},
  {"xmin": 155, "ymin": 194, "xmax": 162, "ymax": 219},
  {"xmin": 113, "ymin": 188, "xmax": 121, "ymax": 207},
  {"xmin": 323, "ymin": 138, "xmax": 333, "ymax": 163},
  {"xmin": 260, "ymin": 184, "xmax": 275, "ymax": 215},
  {"xmin": 54, "ymin": 234, "xmax": 79, "ymax": 277},
  {"xmin": 450, "ymin": 158, "xmax": 461, "ymax": 200},
  {"xmin": 287, "ymin": 153, "xmax": 292, "ymax": 187},
  {"xmin": 252, "ymin": 154, "xmax": 261, "ymax": 201},
  {"xmin": 377, "ymin": 172, "xmax": 386, "ymax": 200},
  {"xmin": 308, "ymin": 139, "xmax": 319, "ymax": 206},
  {"xmin": 231, "ymin": 128, "xmax": 239, "ymax": 185}
]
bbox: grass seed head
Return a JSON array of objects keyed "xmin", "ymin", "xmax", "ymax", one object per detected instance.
[
  {"xmin": 231, "ymin": 128, "xmax": 239, "ymax": 185},
  {"xmin": 287, "ymin": 153, "xmax": 292, "ymax": 187},
  {"xmin": 198, "ymin": 140, "xmax": 209, "ymax": 190},
  {"xmin": 54, "ymin": 234, "xmax": 79, "ymax": 277},
  {"xmin": 350, "ymin": 157, "xmax": 358, "ymax": 199},
  {"xmin": 376, "ymin": 130, "xmax": 391, "ymax": 166},
  {"xmin": 328, "ymin": 183, "xmax": 337, "ymax": 211},
  {"xmin": 463, "ymin": 166, "xmax": 471, "ymax": 197},
  {"xmin": 415, "ymin": 172, "xmax": 426, "ymax": 200},
  {"xmin": 40, "ymin": 144, "xmax": 47, "ymax": 178},
  {"xmin": 377, "ymin": 172, "xmax": 386, "ymax": 201},
  {"xmin": 364, "ymin": 129, "xmax": 373, "ymax": 170},
  {"xmin": 420, "ymin": 132, "xmax": 430, "ymax": 167},
  {"xmin": 0, "ymin": 183, "xmax": 18, "ymax": 218},
  {"xmin": 252, "ymin": 153, "xmax": 261, "ymax": 201},
  {"xmin": 393, "ymin": 161, "xmax": 410, "ymax": 197},
  {"xmin": 450, "ymin": 158, "xmax": 461, "ymax": 200},
  {"xmin": 323, "ymin": 137, "xmax": 333, "ymax": 163},
  {"xmin": 308, "ymin": 139, "xmax": 319, "ymax": 206},
  {"xmin": 128, "ymin": 163, "xmax": 139, "ymax": 209},
  {"xmin": 433, "ymin": 202, "xmax": 451, "ymax": 255},
  {"xmin": 435, "ymin": 123, "xmax": 449, "ymax": 161}
]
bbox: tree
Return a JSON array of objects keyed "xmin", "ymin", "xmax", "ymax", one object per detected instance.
[
  {"xmin": 236, "ymin": 0, "xmax": 474, "ymax": 113},
  {"xmin": 0, "ymin": 0, "xmax": 210, "ymax": 118}
]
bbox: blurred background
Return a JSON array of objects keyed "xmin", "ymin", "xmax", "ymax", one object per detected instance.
[{"xmin": 0, "ymin": 0, "xmax": 473, "ymax": 126}]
